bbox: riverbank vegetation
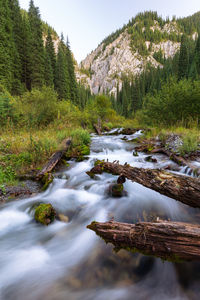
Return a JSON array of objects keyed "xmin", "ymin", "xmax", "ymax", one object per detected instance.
[{"xmin": 1, "ymin": 0, "xmax": 200, "ymax": 190}]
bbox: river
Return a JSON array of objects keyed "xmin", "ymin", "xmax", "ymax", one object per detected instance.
[{"xmin": 0, "ymin": 130, "xmax": 200, "ymax": 300}]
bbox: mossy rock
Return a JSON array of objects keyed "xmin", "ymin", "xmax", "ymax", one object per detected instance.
[
  {"xmin": 41, "ymin": 173, "xmax": 54, "ymax": 191},
  {"xmin": 35, "ymin": 203, "xmax": 56, "ymax": 225},
  {"xmin": 133, "ymin": 151, "xmax": 138, "ymax": 157},
  {"xmin": 109, "ymin": 183, "xmax": 124, "ymax": 197},
  {"xmin": 145, "ymin": 156, "xmax": 157, "ymax": 163}
]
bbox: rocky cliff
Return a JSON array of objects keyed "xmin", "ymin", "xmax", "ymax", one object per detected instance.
[{"xmin": 77, "ymin": 16, "xmax": 197, "ymax": 95}]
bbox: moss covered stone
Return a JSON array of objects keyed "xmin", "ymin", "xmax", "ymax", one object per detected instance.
[
  {"xmin": 109, "ymin": 183, "xmax": 124, "ymax": 197},
  {"xmin": 41, "ymin": 173, "xmax": 54, "ymax": 191},
  {"xmin": 35, "ymin": 203, "xmax": 56, "ymax": 225}
]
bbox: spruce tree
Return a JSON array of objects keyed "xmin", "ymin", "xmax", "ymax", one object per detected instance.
[
  {"xmin": 8, "ymin": 0, "xmax": 24, "ymax": 94},
  {"xmin": 194, "ymin": 33, "xmax": 200, "ymax": 75},
  {"xmin": 178, "ymin": 34, "xmax": 189, "ymax": 80},
  {"xmin": 55, "ymin": 35, "xmax": 70, "ymax": 99},
  {"xmin": 28, "ymin": 0, "xmax": 45, "ymax": 88},
  {"xmin": 44, "ymin": 50, "xmax": 54, "ymax": 86},
  {"xmin": 21, "ymin": 13, "xmax": 32, "ymax": 90},
  {"xmin": 45, "ymin": 28, "xmax": 56, "ymax": 84},
  {"xmin": 0, "ymin": 0, "xmax": 14, "ymax": 91},
  {"xmin": 65, "ymin": 37, "xmax": 78, "ymax": 104}
]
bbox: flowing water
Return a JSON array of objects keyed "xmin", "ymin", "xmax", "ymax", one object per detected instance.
[{"xmin": 0, "ymin": 131, "xmax": 200, "ymax": 300}]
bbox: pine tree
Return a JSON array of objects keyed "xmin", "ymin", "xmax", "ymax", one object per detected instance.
[
  {"xmin": 21, "ymin": 12, "xmax": 32, "ymax": 90},
  {"xmin": 65, "ymin": 37, "xmax": 78, "ymax": 104},
  {"xmin": 178, "ymin": 34, "xmax": 189, "ymax": 80},
  {"xmin": 45, "ymin": 28, "xmax": 56, "ymax": 84},
  {"xmin": 28, "ymin": 0, "xmax": 45, "ymax": 88},
  {"xmin": 0, "ymin": 0, "xmax": 14, "ymax": 91},
  {"xmin": 194, "ymin": 33, "xmax": 200, "ymax": 74},
  {"xmin": 8, "ymin": 0, "xmax": 24, "ymax": 94},
  {"xmin": 55, "ymin": 35, "xmax": 70, "ymax": 99},
  {"xmin": 44, "ymin": 50, "xmax": 54, "ymax": 86}
]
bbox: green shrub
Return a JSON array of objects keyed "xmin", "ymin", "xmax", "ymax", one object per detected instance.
[
  {"xmin": 0, "ymin": 89, "xmax": 14, "ymax": 126},
  {"xmin": 178, "ymin": 133, "xmax": 199, "ymax": 155},
  {"xmin": 0, "ymin": 165, "xmax": 16, "ymax": 185},
  {"xmin": 140, "ymin": 78, "xmax": 200, "ymax": 127},
  {"xmin": 70, "ymin": 128, "xmax": 91, "ymax": 147},
  {"xmin": 18, "ymin": 86, "xmax": 58, "ymax": 127}
]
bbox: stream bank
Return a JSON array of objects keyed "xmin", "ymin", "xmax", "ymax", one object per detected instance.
[{"xmin": 0, "ymin": 129, "xmax": 200, "ymax": 300}]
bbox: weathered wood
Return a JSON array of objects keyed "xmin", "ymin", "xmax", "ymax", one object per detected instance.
[
  {"xmin": 36, "ymin": 138, "xmax": 71, "ymax": 180},
  {"xmin": 135, "ymin": 142, "xmax": 200, "ymax": 176},
  {"xmin": 151, "ymin": 148, "xmax": 198, "ymax": 171},
  {"xmin": 93, "ymin": 124, "xmax": 102, "ymax": 135},
  {"xmin": 87, "ymin": 220, "xmax": 200, "ymax": 261},
  {"xmin": 87, "ymin": 162, "xmax": 200, "ymax": 208}
]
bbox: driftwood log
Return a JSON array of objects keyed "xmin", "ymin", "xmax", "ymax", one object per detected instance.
[
  {"xmin": 87, "ymin": 220, "xmax": 200, "ymax": 261},
  {"xmin": 36, "ymin": 138, "xmax": 71, "ymax": 180},
  {"xmin": 87, "ymin": 162, "xmax": 200, "ymax": 208}
]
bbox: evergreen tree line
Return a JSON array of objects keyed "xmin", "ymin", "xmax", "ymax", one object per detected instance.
[
  {"xmin": 0, "ymin": 0, "xmax": 89, "ymax": 108},
  {"xmin": 114, "ymin": 32, "xmax": 200, "ymax": 121}
]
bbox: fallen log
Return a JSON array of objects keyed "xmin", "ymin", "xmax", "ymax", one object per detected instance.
[
  {"xmin": 151, "ymin": 148, "xmax": 200, "ymax": 176},
  {"xmin": 87, "ymin": 220, "xmax": 200, "ymax": 261},
  {"xmin": 87, "ymin": 162, "xmax": 200, "ymax": 208},
  {"xmin": 36, "ymin": 138, "xmax": 71, "ymax": 180},
  {"xmin": 135, "ymin": 141, "xmax": 200, "ymax": 176}
]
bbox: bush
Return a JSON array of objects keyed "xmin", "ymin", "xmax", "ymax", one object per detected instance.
[
  {"xmin": 70, "ymin": 128, "xmax": 91, "ymax": 147},
  {"xmin": 139, "ymin": 78, "xmax": 200, "ymax": 127},
  {"xmin": 178, "ymin": 133, "xmax": 199, "ymax": 155},
  {"xmin": 0, "ymin": 88, "xmax": 14, "ymax": 126},
  {"xmin": 0, "ymin": 165, "xmax": 16, "ymax": 185},
  {"xmin": 17, "ymin": 86, "xmax": 59, "ymax": 127}
]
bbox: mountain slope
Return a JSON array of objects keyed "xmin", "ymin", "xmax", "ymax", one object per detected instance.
[{"xmin": 78, "ymin": 11, "xmax": 199, "ymax": 95}]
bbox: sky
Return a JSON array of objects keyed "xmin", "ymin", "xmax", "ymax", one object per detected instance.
[{"xmin": 19, "ymin": 0, "xmax": 200, "ymax": 63}]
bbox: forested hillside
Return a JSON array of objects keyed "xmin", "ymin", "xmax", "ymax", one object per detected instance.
[
  {"xmin": 0, "ymin": 0, "xmax": 124, "ymax": 187},
  {"xmin": 80, "ymin": 11, "xmax": 200, "ymax": 122},
  {"xmin": 0, "ymin": 0, "xmax": 80, "ymax": 101},
  {"xmin": 115, "ymin": 25, "xmax": 200, "ymax": 126}
]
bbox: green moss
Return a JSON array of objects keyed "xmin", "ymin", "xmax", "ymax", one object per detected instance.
[
  {"xmin": 133, "ymin": 151, "xmax": 138, "ymax": 157},
  {"xmin": 111, "ymin": 183, "xmax": 124, "ymax": 197},
  {"xmin": 34, "ymin": 203, "xmax": 56, "ymax": 225},
  {"xmin": 86, "ymin": 171, "xmax": 95, "ymax": 178},
  {"xmin": 94, "ymin": 159, "xmax": 105, "ymax": 167},
  {"xmin": 41, "ymin": 173, "xmax": 54, "ymax": 191}
]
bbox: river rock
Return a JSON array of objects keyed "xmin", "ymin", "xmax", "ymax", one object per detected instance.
[
  {"xmin": 108, "ymin": 183, "xmax": 125, "ymax": 197},
  {"xmin": 58, "ymin": 214, "xmax": 69, "ymax": 223},
  {"xmin": 35, "ymin": 203, "xmax": 56, "ymax": 225},
  {"xmin": 144, "ymin": 156, "xmax": 157, "ymax": 163}
]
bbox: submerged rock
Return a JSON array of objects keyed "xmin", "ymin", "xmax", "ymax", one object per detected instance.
[
  {"xmin": 108, "ymin": 183, "xmax": 125, "ymax": 197},
  {"xmin": 58, "ymin": 214, "xmax": 69, "ymax": 223},
  {"xmin": 117, "ymin": 175, "xmax": 126, "ymax": 184},
  {"xmin": 144, "ymin": 156, "xmax": 157, "ymax": 163},
  {"xmin": 35, "ymin": 203, "xmax": 56, "ymax": 225}
]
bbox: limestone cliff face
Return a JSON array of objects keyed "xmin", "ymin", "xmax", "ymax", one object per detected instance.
[{"xmin": 77, "ymin": 21, "xmax": 183, "ymax": 95}]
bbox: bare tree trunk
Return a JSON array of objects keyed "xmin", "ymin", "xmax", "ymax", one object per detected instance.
[
  {"xmin": 87, "ymin": 162, "xmax": 200, "ymax": 208},
  {"xmin": 87, "ymin": 220, "xmax": 200, "ymax": 261}
]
